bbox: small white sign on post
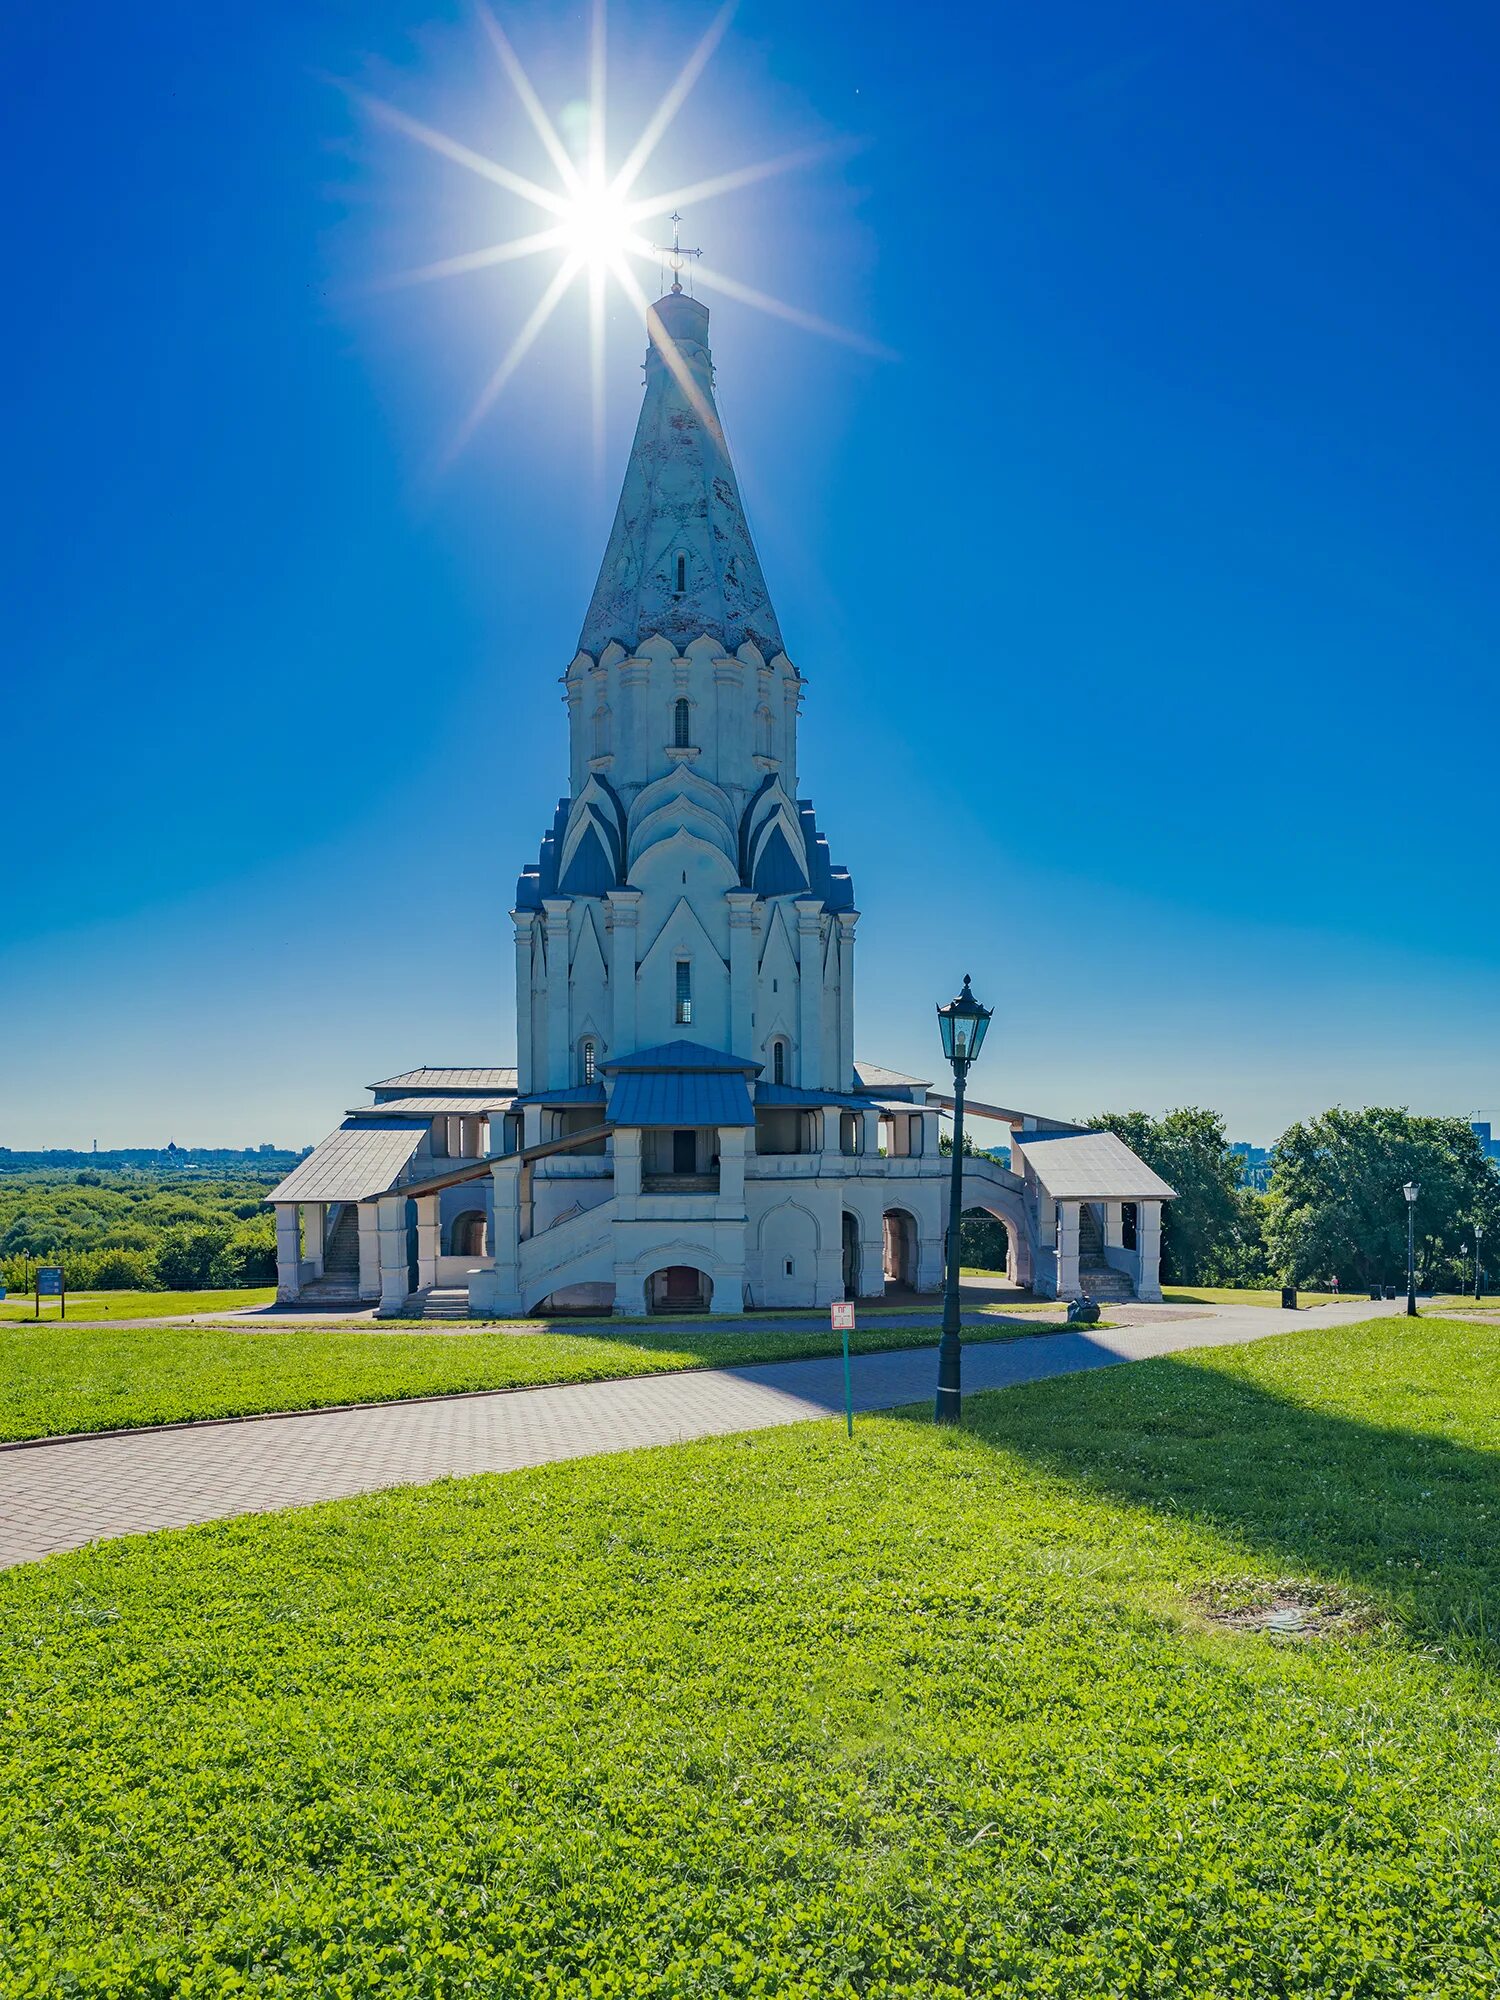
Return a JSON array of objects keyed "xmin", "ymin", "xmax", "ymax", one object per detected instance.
[{"xmin": 831, "ymin": 1299, "xmax": 855, "ymax": 1436}]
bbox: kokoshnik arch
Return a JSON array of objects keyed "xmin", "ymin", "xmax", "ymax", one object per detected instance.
[{"xmin": 269, "ymin": 287, "xmax": 1174, "ymax": 1317}]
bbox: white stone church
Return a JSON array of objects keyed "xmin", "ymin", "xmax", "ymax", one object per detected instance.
[{"xmin": 271, "ymin": 286, "xmax": 1173, "ymax": 1316}]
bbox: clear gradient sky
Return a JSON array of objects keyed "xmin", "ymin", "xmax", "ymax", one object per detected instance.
[{"xmin": 4, "ymin": 0, "xmax": 1498, "ymax": 1150}]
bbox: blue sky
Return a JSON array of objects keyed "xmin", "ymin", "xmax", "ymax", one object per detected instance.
[{"xmin": 4, "ymin": 0, "xmax": 1497, "ymax": 1149}]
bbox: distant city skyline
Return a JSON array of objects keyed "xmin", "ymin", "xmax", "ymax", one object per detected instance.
[{"xmin": 5, "ymin": 1, "xmax": 1499, "ymax": 1150}]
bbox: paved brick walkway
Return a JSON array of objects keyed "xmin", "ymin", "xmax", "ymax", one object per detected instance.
[{"xmin": 0, "ymin": 1299, "xmax": 1397, "ymax": 1570}]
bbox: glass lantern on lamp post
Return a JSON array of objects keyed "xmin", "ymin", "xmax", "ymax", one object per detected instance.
[
  {"xmin": 934, "ymin": 975, "xmax": 993, "ymax": 1426},
  {"xmin": 1403, "ymin": 1181, "xmax": 1420, "ymax": 1317}
]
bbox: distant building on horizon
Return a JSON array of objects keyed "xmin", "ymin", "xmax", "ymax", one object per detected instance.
[{"xmin": 1231, "ymin": 1142, "xmax": 1274, "ymax": 1193}]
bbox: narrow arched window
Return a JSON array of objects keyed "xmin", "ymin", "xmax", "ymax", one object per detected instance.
[
  {"xmin": 593, "ymin": 705, "xmax": 610, "ymax": 756},
  {"xmin": 675, "ymin": 552, "xmax": 687, "ymax": 595},
  {"xmin": 758, "ymin": 705, "xmax": 774, "ymax": 757},
  {"xmin": 772, "ymin": 1039, "xmax": 786, "ymax": 1086},
  {"xmin": 674, "ymin": 959, "xmax": 692, "ymax": 1025},
  {"xmin": 581, "ymin": 1040, "xmax": 597, "ymax": 1084},
  {"xmin": 673, "ymin": 698, "xmax": 691, "ymax": 749}
]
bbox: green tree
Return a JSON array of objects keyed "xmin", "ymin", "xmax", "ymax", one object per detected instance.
[
  {"xmin": 1266, "ymin": 1107, "xmax": 1500, "ymax": 1292},
  {"xmin": 1085, "ymin": 1107, "xmax": 1246, "ymax": 1284}
]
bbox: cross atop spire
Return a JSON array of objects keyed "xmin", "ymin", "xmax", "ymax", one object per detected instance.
[{"xmin": 653, "ymin": 211, "xmax": 702, "ymax": 294}]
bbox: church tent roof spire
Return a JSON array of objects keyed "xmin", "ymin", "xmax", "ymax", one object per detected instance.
[{"xmin": 578, "ymin": 290, "xmax": 784, "ymax": 660}]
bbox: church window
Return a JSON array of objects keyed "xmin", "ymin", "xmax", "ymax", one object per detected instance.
[
  {"xmin": 593, "ymin": 705, "xmax": 611, "ymax": 756},
  {"xmin": 581, "ymin": 1040, "xmax": 597, "ymax": 1085},
  {"xmin": 772, "ymin": 1039, "xmax": 787, "ymax": 1086},
  {"xmin": 675, "ymin": 959, "xmax": 693, "ymax": 1025},
  {"xmin": 758, "ymin": 705, "xmax": 774, "ymax": 757},
  {"xmin": 673, "ymin": 697, "xmax": 691, "ymax": 748},
  {"xmin": 675, "ymin": 552, "xmax": 687, "ymax": 595}
]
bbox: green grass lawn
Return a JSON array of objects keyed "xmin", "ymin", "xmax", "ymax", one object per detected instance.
[
  {"xmin": 0, "ymin": 1313, "xmax": 1057, "ymax": 1442},
  {"xmin": 0, "ymin": 1285, "xmax": 275, "ymax": 1324},
  {"xmin": 1, "ymin": 1315, "xmax": 1497, "ymax": 1995}
]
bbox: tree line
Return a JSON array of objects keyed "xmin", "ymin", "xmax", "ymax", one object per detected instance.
[
  {"xmin": 0, "ymin": 1167, "xmax": 283, "ymax": 1292},
  {"xmin": 958, "ymin": 1105, "xmax": 1500, "ymax": 1293}
]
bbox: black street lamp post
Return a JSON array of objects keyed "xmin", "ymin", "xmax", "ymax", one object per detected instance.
[
  {"xmin": 934, "ymin": 975, "xmax": 993, "ymax": 1426},
  {"xmin": 1403, "ymin": 1180, "xmax": 1420, "ymax": 1317},
  {"xmin": 1476, "ymin": 1222, "xmax": 1486, "ymax": 1303}
]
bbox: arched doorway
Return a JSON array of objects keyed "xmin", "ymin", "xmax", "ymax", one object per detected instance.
[
  {"xmin": 882, "ymin": 1209, "xmax": 918, "ymax": 1290},
  {"xmin": 449, "ymin": 1209, "xmax": 488, "ymax": 1258},
  {"xmin": 647, "ymin": 1265, "xmax": 713, "ymax": 1313},
  {"xmin": 958, "ymin": 1205, "xmax": 1015, "ymax": 1284},
  {"xmin": 841, "ymin": 1213, "xmax": 860, "ymax": 1298}
]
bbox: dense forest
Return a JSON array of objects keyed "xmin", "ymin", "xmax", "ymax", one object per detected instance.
[{"xmin": 0, "ymin": 1160, "xmax": 302, "ymax": 1291}]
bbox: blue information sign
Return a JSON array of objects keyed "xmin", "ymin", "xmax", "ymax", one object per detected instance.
[{"xmin": 36, "ymin": 1267, "xmax": 63, "ymax": 1297}]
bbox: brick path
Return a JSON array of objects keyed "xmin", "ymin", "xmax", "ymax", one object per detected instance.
[{"xmin": 0, "ymin": 1299, "xmax": 1397, "ymax": 1570}]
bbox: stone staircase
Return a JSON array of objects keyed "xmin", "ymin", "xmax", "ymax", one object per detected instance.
[
  {"xmin": 403, "ymin": 1286, "xmax": 472, "ymax": 1321},
  {"xmin": 1077, "ymin": 1202, "xmax": 1135, "ymax": 1302},
  {"xmin": 295, "ymin": 1273, "xmax": 365, "ymax": 1310}
]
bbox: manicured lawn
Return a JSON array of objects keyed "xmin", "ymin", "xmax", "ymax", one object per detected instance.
[
  {"xmin": 0, "ymin": 1286, "xmax": 275, "ymax": 1324},
  {"xmin": 0, "ymin": 1314, "xmax": 1055, "ymax": 1442},
  {"xmin": 1, "ymin": 1316, "xmax": 1498, "ymax": 1994}
]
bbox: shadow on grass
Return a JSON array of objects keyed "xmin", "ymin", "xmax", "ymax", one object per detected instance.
[{"xmin": 889, "ymin": 1333, "xmax": 1500, "ymax": 1658}]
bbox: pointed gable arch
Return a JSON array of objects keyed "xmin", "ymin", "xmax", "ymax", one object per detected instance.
[
  {"xmin": 627, "ymin": 767, "xmax": 738, "ymax": 871},
  {"xmin": 740, "ymin": 774, "xmax": 809, "ymax": 895},
  {"xmin": 558, "ymin": 774, "xmax": 625, "ymax": 898}
]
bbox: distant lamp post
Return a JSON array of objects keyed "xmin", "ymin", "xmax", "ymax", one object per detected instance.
[
  {"xmin": 1475, "ymin": 1221, "xmax": 1486, "ymax": 1302},
  {"xmin": 934, "ymin": 974, "xmax": 993, "ymax": 1426},
  {"xmin": 1403, "ymin": 1181, "xmax": 1420, "ymax": 1317}
]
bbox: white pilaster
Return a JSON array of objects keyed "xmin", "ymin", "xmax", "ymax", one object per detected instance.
[
  {"xmin": 512, "ymin": 911, "xmax": 535, "ymax": 1093},
  {"xmin": 542, "ymin": 899, "xmax": 571, "ymax": 1087},
  {"xmin": 835, "ymin": 910, "xmax": 858, "ymax": 1087},
  {"xmin": 726, "ymin": 891, "xmax": 758, "ymax": 1057},
  {"xmin": 794, "ymin": 898, "xmax": 824, "ymax": 1088},
  {"xmin": 606, "ymin": 888, "xmax": 641, "ymax": 1053}
]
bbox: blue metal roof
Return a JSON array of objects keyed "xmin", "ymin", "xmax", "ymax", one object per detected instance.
[
  {"xmin": 754, "ymin": 1083, "xmax": 871, "ymax": 1112},
  {"xmin": 609, "ymin": 1070, "xmax": 755, "ymax": 1127},
  {"xmin": 604, "ymin": 1041, "xmax": 761, "ymax": 1074}
]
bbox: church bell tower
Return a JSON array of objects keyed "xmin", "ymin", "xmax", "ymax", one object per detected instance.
[{"xmin": 511, "ymin": 289, "xmax": 858, "ymax": 1096}]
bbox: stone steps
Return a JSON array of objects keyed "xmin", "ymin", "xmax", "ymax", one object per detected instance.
[
  {"xmin": 404, "ymin": 1287, "xmax": 472, "ymax": 1321},
  {"xmin": 1077, "ymin": 1264, "xmax": 1135, "ymax": 1301}
]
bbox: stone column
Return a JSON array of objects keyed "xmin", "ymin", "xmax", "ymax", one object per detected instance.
[
  {"xmin": 835, "ymin": 910, "xmax": 859, "ymax": 1086},
  {"xmin": 357, "ymin": 1203, "xmax": 380, "ymax": 1300},
  {"xmin": 605, "ymin": 888, "xmax": 641, "ymax": 1053},
  {"xmin": 862, "ymin": 1107, "xmax": 881, "ymax": 1157},
  {"xmin": 274, "ymin": 1205, "xmax": 301, "ymax": 1302},
  {"xmin": 375, "ymin": 1194, "xmax": 409, "ymax": 1317},
  {"xmin": 857, "ymin": 1218, "xmax": 886, "ymax": 1298},
  {"xmin": 726, "ymin": 891, "xmax": 758, "ymax": 1057},
  {"xmin": 794, "ymin": 898, "xmax": 825, "ymax": 1088},
  {"xmin": 716, "ymin": 1125, "xmax": 747, "ymax": 1218},
  {"xmin": 512, "ymin": 911, "xmax": 535, "ymax": 1094},
  {"xmin": 612, "ymin": 1126, "xmax": 642, "ymax": 1217},
  {"xmin": 542, "ymin": 899, "xmax": 572, "ymax": 1087},
  {"xmin": 415, "ymin": 1194, "xmax": 441, "ymax": 1291},
  {"xmin": 471, "ymin": 1160, "xmax": 523, "ymax": 1316},
  {"xmin": 1055, "ymin": 1201, "xmax": 1081, "ymax": 1299},
  {"xmin": 819, "ymin": 1107, "xmax": 842, "ymax": 1157},
  {"xmin": 1135, "ymin": 1201, "xmax": 1164, "ymax": 1302}
]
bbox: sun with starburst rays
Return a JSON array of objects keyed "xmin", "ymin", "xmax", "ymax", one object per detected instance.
[{"xmin": 341, "ymin": 1, "xmax": 881, "ymax": 466}]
